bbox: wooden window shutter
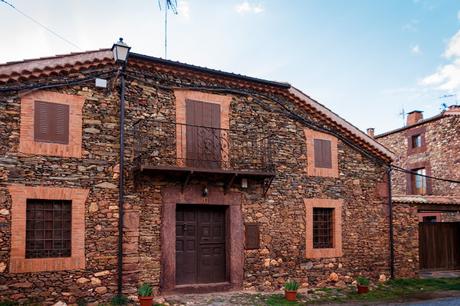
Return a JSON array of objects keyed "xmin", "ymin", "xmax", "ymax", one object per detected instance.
[
  {"xmin": 34, "ymin": 101, "xmax": 70, "ymax": 144},
  {"xmin": 314, "ymin": 139, "xmax": 332, "ymax": 168},
  {"xmin": 245, "ymin": 223, "xmax": 260, "ymax": 250}
]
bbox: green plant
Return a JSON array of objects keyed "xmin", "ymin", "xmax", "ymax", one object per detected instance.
[
  {"xmin": 357, "ymin": 276, "xmax": 370, "ymax": 286},
  {"xmin": 0, "ymin": 301, "xmax": 19, "ymax": 306},
  {"xmin": 76, "ymin": 297, "xmax": 87, "ymax": 306},
  {"xmin": 110, "ymin": 295, "xmax": 130, "ymax": 305},
  {"xmin": 138, "ymin": 283, "xmax": 153, "ymax": 297},
  {"xmin": 284, "ymin": 280, "xmax": 300, "ymax": 291}
]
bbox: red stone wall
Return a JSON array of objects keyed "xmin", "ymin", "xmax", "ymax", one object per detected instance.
[
  {"xmin": 0, "ymin": 61, "xmax": 392, "ymax": 303},
  {"xmin": 392, "ymin": 202, "xmax": 419, "ymax": 278},
  {"xmin": 377, "ymin": 115, "xmax": 460, "ymax": 196}
]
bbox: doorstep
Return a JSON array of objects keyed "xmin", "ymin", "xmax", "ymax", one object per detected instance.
[{"xmin": 163, "ymin": 282, "xmax": 234, "ymax": 295}]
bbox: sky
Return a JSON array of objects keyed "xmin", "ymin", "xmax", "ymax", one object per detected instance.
[{"xmin": 1, "ymin": 0, "xmax": 460, "ymax": 134}]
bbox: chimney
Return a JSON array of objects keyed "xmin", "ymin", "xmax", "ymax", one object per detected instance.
[
  {"xmin": 447, "ymin": 104, "xmax": 460, "ymax": 114},
  {"xmin": 406, "ymin": 110, "xmax": 423, "ymax": 126},
  {"xmin": 366, "ymin": 128, "xmax": 375, "ymax": 138}
]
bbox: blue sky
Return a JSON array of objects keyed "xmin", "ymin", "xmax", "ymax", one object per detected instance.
[{"xmin": 1, "ymin": 0, "xmax": 460, "ymax": 133}]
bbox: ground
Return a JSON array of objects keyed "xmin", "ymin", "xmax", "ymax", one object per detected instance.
[{"xmin": 157, "ymin": 278, "xmax": 460, "ymax": 306}]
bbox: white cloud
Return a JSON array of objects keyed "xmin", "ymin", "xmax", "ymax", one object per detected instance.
[
  {"xmin": 411, "ymin": 44, "xmax": 421, "ymax": 55},
  {"xmin": 421, "ymin": 29, "xmax": 460, "ymax": 91},
  {"xmin": 177, "ymin": 0, "xmax": 190, "ymax": 19},
  {"xmin": 444, "ymin": 29, "xmax": 460, "ymax": 58},
  {"xmin": 235, "ymin": 2, "xmax": 264, "ymax": 15}
]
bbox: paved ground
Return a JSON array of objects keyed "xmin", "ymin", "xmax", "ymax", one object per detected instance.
[
  {"xmin": 406, "ymin": 297, "xmax": 460, "ymax": 305},
  {"xmin": 159, "ymin": 290, "xmax": 460, "ymax": 306}
]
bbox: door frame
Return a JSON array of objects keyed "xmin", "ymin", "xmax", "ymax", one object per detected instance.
[{"xmin": 160, "ymin": 185, "xmax": 243, "ymax": 292}]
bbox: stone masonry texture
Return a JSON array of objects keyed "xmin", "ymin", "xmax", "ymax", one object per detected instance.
[{"xmin": 0, "ymin": 57, "xmax": 391, "ymax": 303}]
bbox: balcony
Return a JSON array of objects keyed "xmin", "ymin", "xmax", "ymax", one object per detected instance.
[{"xmin": 133, "ymin": 119, "xmax": 275, "ymax": 193}]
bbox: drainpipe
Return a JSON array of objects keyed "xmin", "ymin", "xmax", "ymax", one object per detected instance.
[
  {"xmin": 117, "ymin": 64, "xmax": 126, "ymax": 295},
  {"xmin": 387, "ymin": 166, "xmax": 395, "ymax": 279}
]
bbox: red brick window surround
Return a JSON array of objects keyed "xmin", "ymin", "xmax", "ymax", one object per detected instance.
[
  {"xmin": 406, "ymin": 126, "xmax": 427, "ymax": 155},
  {"xmin": 174, "ymin": 90, "xmax": 232, "ymax": 168},
  {"xmin": 406, "ymin": 161, "xmax": 432, "ymax": 195},
  {"xmin": 304, "ymin": 129, "xmax": 339, "ymax": 177},
  {"xmin": 19, "ymin": 90, "xmax": 84, "ymax": 158},
  {"xmin": 304, "ymin": 198, "xmax": 343, "ymax": 259},
  {"xmin": 7, "ymin": 184, "xmax": 88, "ymax": 273}
]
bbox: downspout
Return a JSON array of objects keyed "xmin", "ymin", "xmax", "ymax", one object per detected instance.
[
  {"xmin": 387, "ymin": 166, "xmax": 395, "ymax": 279},
  {"xmin": 117, "ymin": 64, "xmax": 126, "ymax": 295}
]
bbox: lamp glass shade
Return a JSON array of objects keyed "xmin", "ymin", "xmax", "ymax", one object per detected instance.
[{"xmin": 112, "ymin": 38, "xmax": 131, "ymax": 63}]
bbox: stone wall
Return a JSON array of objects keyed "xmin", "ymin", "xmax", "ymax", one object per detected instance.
[
  {"xmin": 0, "ymin": 67, "xmax": 123, "ymax": 304},
  {"xmin": 392, "ymin": 202, "xmax": 419, "ymax": 278},
  {"xmin": 0, "ymin": 60, "xmax": 392, "ymax": 303},
  {"xmin": 377, "ymin": 115, "xmax": 460, "ymax": 196},
  {"xmin": 124, "ymin": 64, "xmax": 391, "ymax": 292}
]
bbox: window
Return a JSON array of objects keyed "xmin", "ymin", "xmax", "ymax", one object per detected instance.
[
  {"xmin": 34, "ymin": 101, "xmax": 70, "ymax": 144},
  {"xmin": 19, "ymin": 90, "xmax": 84, "ymax": 158},
  {"xmin": 8, "ymin": 184, "xmax": 88, "ymax": 273},
  {"xmin": 411, "ymin": 168, "xmax": 427, "ymax": 195},
  {"xmin": 411, "ymin": 134, "xmax": 422, "ymax": 149},
  {"xmin": 422, "ymin": 216, "xmax": 437, "ymax": 223},
  {"xmin": 304, "ymin": 199, "xmax": 343, "ymax": 258},
  {"xmin": 26, "ymin": 199, "xmax": 72, "ymax": 258},
  {"xmin": 304, "ymin": 129, "xmax": 339, "ymax": 178},
  {"xmin": 313, "ymin": 208, "xmax": 334, "ymax": 248},
  {"xmin": 406, "ymin": 127, "xmax": 426, "ymax": 155},
  {"xmin": 314, "ymin": 139, "xmax": 332, "ymax": 169}
]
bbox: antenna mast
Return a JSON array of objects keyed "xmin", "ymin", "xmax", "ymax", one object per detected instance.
[
  {"xmin": 158, "ymin": 0, "xmax": 178, "ymax": 59},
  {"xmin": 399, "ymin": 107, "xmax": 406, "ymax": 126}
]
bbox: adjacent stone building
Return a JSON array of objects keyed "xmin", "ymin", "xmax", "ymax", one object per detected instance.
[
  {"xmin": 0, "ymin": 46, "xmax": 394, "ymax": 303},
  {"xmin": 375, "ymin": 108, "xmax": 460, "ymax": 277}
]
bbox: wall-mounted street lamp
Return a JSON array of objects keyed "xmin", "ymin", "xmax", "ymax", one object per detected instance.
[
  {"xmin": 113, "ymin": 37, "xmax": 130, "ymax": 296},
  {"xmin": 112, "ymin": 37, "xmax": 131, "ymax": 64}
]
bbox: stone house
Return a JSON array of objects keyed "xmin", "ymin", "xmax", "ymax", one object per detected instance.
[
  {"xmin": 0, "ymin": 45, "xmax": 394, "ymax": 303},
  {"xmin": 375, "ymin": 108, "xmax": 460, "ymax": 276}
]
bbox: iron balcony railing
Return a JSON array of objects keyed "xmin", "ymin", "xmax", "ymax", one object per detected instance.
[{"xmin": 133, "ymin": 119, "xmax": 274, "ymax": 173}]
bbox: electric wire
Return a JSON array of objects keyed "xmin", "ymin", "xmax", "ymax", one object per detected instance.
[
  {"xmin": 390, "ymin": 165, "xmax": 460, "ymax": 184},
  {"xmin": 0, "ymin": 0, "xmax": 81, "ymax": 50}
]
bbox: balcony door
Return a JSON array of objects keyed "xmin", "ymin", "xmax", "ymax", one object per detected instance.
[{"xmin": 186, "ymin": 100, "xmax": 221, "ymax": 169}]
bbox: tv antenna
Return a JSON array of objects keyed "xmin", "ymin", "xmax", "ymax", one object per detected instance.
[
  {"xmin": 439, "ymin": 94, "xmax": 457, "ymax": 107},
  {"xmin": 399, "ymin": 107, "xmax": 406, "ymax": 126},
  {"xmin": 158, "ymin": 0, "xmax": 178, "ymax": 59}
]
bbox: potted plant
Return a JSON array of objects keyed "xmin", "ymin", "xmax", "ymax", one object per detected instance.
[
  {"xmin": 138, "ymin": 283, "xmax": 154, "ymax": 306},
  {"xmin": 284, "ymin": 280, "xmax": 300, "ymax": 302},
  {"xmin": 356, "ymin": 276, "xmax": 370, "ymax": 294}
]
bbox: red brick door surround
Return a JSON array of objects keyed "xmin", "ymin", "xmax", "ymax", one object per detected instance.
[{"xmin": 160, "ymin": 185, "xmax": 243, "ymax": 292}]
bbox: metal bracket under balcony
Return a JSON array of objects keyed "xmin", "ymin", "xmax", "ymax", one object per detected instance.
[{"xmin": 133, "ymin": 119, "xmax": 275, "ymax": 196}]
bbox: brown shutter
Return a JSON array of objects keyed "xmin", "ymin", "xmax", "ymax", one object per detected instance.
[
  {"xmin": 34, "ymin": 101, "xmax": 69, "ymax": 144},
  {"xmin": 186, "ymin": 99, "xmax": 221, "ymax": 168},
  {"xmin": 245, "ymin": 223, "xmax": 260, "ymax": 250},
  {"xmin": 314, "ymin": 139, "xmax": 332, "ymax": 168}
]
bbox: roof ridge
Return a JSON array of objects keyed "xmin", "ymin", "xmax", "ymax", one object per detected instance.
[{"xmin": 0, "ymin": 48, "xmax": 111, "ymax": 67}]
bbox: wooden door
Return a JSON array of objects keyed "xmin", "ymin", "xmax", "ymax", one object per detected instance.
[
  {"xmin": 176, "ymin": 205, "xmax": 226, "ymax": 285},
  {"xmin": 419, "ymin": 222, "xmax": 460, "ymax": 270},
  {"xmin": 185, "ymin": 100, "xmax": 221, "ymax": 168}
]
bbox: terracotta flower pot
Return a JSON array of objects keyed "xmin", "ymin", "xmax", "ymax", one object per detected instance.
[
  {"xmin": 285, "ymin": 290, "xmax": 297, "ymax": 301},
  {"xmin": 138, "ymin": 296, "xmax": 153, "ymax": 306},
  {"xmin": 357, "ymin": 285, "xmax": 369, "ymax": 294}
]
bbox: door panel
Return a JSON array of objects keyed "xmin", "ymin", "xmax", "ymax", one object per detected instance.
[
  {"xmin": 176, "ymin": 205, "xmax": 226, "ymax": 285},
  {"xmin": 176, "ymin": 207, "xmax": 197, "ymax": 285}
]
